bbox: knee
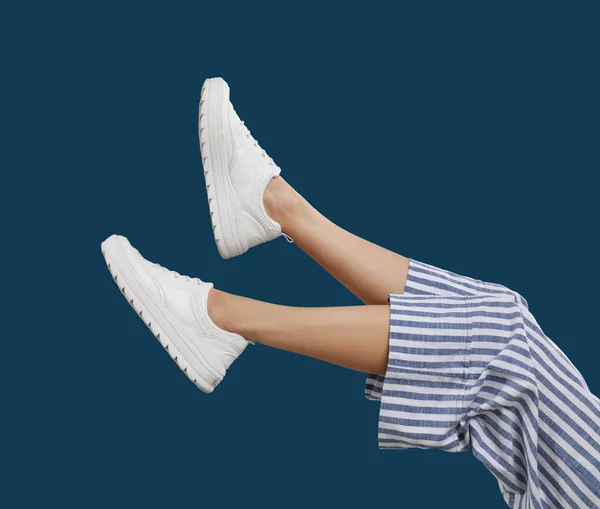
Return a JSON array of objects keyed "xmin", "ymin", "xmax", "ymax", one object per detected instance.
[
  {"xmin": 502, "ymin": 286, "xmax": 529, "ymax": 310},
  {"xmin": 481, "ymin": 280, "xmax": 528, "ymax": 309}
]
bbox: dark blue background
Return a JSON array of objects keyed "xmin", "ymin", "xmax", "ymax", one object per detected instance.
[{"xmin": 4, "ymin": 2, "xmax": 599, "ymax": 508}]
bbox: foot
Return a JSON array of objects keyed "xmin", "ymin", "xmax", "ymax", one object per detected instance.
[
  {"xmin": 101, "ymin": 235, "xmax": 248, "ymax": 393},
  {"xmin": 199, "ymin": 77, "xmax": 282, "ymax": 259}
]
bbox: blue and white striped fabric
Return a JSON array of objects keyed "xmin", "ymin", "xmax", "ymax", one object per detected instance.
[{"xmin": 365, "ymin": 260, "xmax": 600, "ymax": 509}]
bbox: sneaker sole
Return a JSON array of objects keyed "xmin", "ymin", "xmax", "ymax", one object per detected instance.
[
  {"xmin": 199, "ymin": 77, "xmax": 241, "ymax": 259},
  {"xmin": 101, "ymin": 235, "xmax": 218, "ymax": 393}
]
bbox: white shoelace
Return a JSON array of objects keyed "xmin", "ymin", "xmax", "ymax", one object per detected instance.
[
  {"xmin": 153, "ymin": 263, "xmax": 203, "ymax": 285},
  {"xmin": 267, "ymin": 227, "xmax": 294, "ymax": 243},
  {"xmin": 240, "ymin": 121, "xmax": 275, "ymax": 166}
]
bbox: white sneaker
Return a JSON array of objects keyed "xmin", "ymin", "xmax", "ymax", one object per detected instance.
[
  {"xmin": 199, "ymin": 77, "xmax": 282, "ymax": 259},
  {"xmin": 101, "ymin": 234, "xmax": 248, "ymax": 393}
]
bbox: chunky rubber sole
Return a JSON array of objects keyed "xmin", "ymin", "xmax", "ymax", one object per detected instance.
[
  {"xmin": 101, "ymin": 235, "xmax": 218, "ymax": 393},
  {"xmin": 199, "ymin": 78, "xmax": 240, "ymax": 259}
]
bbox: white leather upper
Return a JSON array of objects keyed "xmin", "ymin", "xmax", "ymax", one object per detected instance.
[
  {"xmin": 202, "ymin": 77, "xmax": 282, "ymax": 257},
  {"xmin": 122, "ymin": 241, "xmax": 248, "ymax": 379}
]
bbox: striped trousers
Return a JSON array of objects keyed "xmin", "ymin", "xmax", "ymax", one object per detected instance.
[{"xmin": 365, "ymin": 260, "xmax": 600, "ymax": 509}]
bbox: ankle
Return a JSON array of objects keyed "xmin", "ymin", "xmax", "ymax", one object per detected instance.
[
  {"xmin": 263, "ymin": 176, "xmax": 307, "ymax": 232},
  {"xmin": 207, "ymin": 289, "xmax": 236, "ymax": 333}
]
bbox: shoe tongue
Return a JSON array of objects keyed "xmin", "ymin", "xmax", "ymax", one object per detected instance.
[{"xmin": 199, "ymin": 281, "xmax": 214, "ymax": 302}]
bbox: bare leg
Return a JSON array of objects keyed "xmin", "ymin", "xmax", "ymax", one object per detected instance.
[
  {"xmin": 264, "ymin": 177, "xmax": 410, "ymax": 305},
  {"xmin": 209, "ymin": 290, "xmax": 390, "ymax": 375},
  {"xmin": 205, "ymin": 176, "xmax": 408, "ymax": 376}
]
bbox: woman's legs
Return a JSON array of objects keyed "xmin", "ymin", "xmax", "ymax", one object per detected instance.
[
  {"xmin": 208, "ymin": 290, "xmax": 390, "ymax": 375},
  {"xmin": 263, "ymin": 176, "xmax": 411, "ymax": 305},
  {"xmin": 203, "ymin": 175, "xmax": 413, "ymax": 375},
  {"xmin": 204, "ymin": 175, "xmax": 413, "ymax": 376}
]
